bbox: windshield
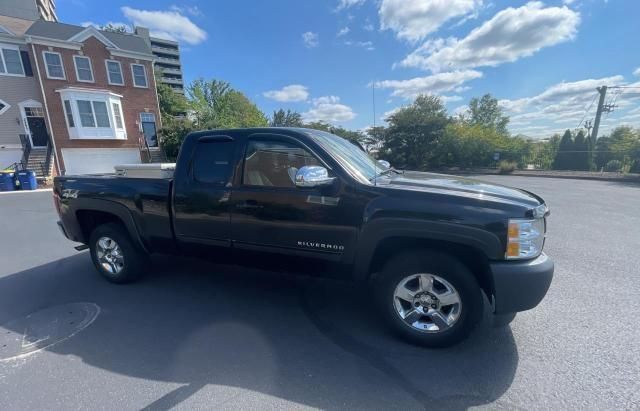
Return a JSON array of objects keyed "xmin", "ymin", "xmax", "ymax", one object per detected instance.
[{"xmin": 306, "ymin": 129, "xmax": 388, "ymax": 184}]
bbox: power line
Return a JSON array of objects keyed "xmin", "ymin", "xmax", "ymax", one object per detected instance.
[{"xmin": 576, "ymin": 92, "xmax": 598, "ymax": 129}]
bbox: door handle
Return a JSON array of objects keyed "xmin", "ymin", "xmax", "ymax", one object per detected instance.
[{"xmin": 236, "ymin": 200, "xmax": 263, "ymax": 210}]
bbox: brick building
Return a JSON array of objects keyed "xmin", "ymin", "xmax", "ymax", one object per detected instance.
[{"xmin": 24, "ymin": 21, "xmax": 162, "ymax": 175}]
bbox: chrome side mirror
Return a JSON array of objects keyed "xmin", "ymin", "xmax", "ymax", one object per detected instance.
[
  {"xmin": 295, "ymin": 166, "xmax": 334, "ymax": 188},
  {"xmin": 378, "ymin": 160, "xmax": 391, "ymax": 169}
]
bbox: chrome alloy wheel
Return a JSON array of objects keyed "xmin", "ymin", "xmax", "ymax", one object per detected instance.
[
  {"xmin": 96, "ymin": 236, "xmax": 125, "ymax": 275},
  {"xmin": 393, "ymin": 273, "xmax": 462, "ymax": 333}
]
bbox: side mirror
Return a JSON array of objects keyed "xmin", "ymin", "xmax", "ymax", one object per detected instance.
[
  {"xmin": 378, "ymin": 160, "xmax": 391, "ymax": 169},
  {"xmin": 295, "ymin": 166, "xmax": 335, "ymax": 188}
]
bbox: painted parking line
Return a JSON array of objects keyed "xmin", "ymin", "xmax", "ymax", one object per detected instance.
[{"xmin": 0, "ymin": 188, "xmax": 53, "ymax": 195}]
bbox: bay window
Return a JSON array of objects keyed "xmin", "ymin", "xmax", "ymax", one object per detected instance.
[{"xmin": 57, "ymin": 88, "xmax": 127, "ymax": 140}]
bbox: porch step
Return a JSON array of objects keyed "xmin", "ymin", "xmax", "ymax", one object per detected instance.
[
  {"xmin": 26, "ymin": 148, "xmax": 53, "ymax": 177},
  {"xmin": 148, "ymin": 149, "xmax": 166, "ymax": 163}
]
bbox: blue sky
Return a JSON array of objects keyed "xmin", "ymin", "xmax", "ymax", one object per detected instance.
[{"xmin": 60, "ymin": 0, "xmax": 640, "ymax": 138}]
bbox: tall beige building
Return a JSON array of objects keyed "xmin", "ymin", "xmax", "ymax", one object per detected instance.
[{"xmin": 0, "ymin": 0, "xmax": 57, "ymax": 22}]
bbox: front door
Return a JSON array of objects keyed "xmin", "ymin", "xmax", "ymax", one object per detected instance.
[
  {"xmin": 140, "ymin": 113, "xmax": 157, "ymax": 147},
  {"xmin": 230, "ymin": 133, "xmax": 361, "ymax": 270},
  {"xmin": 23, "ymin": 107, "xmax": 49, "ymax": 147}
]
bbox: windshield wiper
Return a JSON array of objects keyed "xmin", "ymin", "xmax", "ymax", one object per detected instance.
[{"xmin": 370, "ymin": 167, "xmax": 401, "ymax": 181}]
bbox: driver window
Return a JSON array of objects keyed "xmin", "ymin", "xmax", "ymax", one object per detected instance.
[{"xmin": 243, "ymin": 139, "xmax": 321, "ymax": 187}]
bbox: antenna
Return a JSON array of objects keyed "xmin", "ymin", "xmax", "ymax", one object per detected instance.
[{"xmin": 372, "ymin": 79, "xmax": 377, "ymax": 186}]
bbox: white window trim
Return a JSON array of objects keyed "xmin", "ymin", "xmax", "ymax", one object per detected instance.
[
  {"xmin": 112, "ymin": 102, "xmax": 125, "ymax": 129},
  {"xmin": 56, "ymin": 89, "xmax": 127, "ymax": 140},
  {"xmin": 0, "ymin": 99, "xmax": 10, "ymax": 115},
  {"xmin": 43, "ymin": 51, "xmax": 65, "ymax": 80},
  {"xmin": 73, "ymin": 55, "xmax": 94, "ymax": 83},
  {"xmin": 0, "ymin": 43, "xmax": 25, "ymax": 77},
  {"xmin": 130, "ymin": 63, "xmax": 148, "ymax": 88},
  {"xmin": 105, "ymin": 59, "xmax": 124, "ymax": 86},
  {"xmin": 62, "ymin": 99, "xmax": 75, "ymax": 128}
]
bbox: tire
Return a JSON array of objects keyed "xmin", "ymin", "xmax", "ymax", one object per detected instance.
[
  {"xmin": 89, "ymin": 223, "xmax": 146, "ymax": 284},
  {"xmin": 375, "ymin": 250, "xmax": 483, "ymax": 348}
]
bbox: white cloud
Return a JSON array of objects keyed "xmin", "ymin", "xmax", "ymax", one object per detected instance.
[
  {"xmin": 336, "ymin": 0, "xmax": 366, "ymax": 11},
  {"xmin": 499, "ymin": 75, "xmax": 640, "ymax": 137},
  {"xmin": 399, "ymin": 2, "xmax": 580, "ymax": 72},
  {"xmin": 344, "ymin": 40, "xmax": 375, "ymax": 50},
  {"xmin": 121, "ymin": 6, "xmax": 207, "ymax": 44},
  {"xmin": 379, "ymin": 0, "xmax": 482, "ymax": 43},
  {"xmin": 337, "ymin": 27, "xmax": 350, "ymax": 37},
  {"xmin": 363, "ymin": 23, "xmax": 374, "ymax": 31},
  {"xmin": 302, "ymin": 96, "xmax": 356, "ymax": 123},
  {"xmin": 634, "ymin": 67, "xmax": 640, "ymax": 77},
  {"xmin": 375, "ymin": 70, "xmax": 483, "ymax": 100},
  {"xmin": 169, "ymin": 5, "xmax": 203, "ymax": 17},
  {"xmin": 302, "ymin": 31, "xmax": 319, "ymax": 48},
  {"xmin": 263, "ymin": 85, "xmax": 310, "ymax": 102}
]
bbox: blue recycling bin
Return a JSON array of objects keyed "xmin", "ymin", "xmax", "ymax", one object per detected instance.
[
  {"xmin": 0, "ymin": 172, "xmax": 15, "ymax": 191},
  {"xmin": 16, "ymin": 170, "xmax": 37, "ymax": 190}
]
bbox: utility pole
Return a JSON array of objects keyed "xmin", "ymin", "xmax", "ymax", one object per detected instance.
[{"xmin": 591, "ymin": 86, "xmax": 607, "ymax": 147}]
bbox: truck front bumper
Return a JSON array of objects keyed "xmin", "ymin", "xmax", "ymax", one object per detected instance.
[{"xmin": 490, "ymin": 253, "xmax": 554, "ymax": 314}]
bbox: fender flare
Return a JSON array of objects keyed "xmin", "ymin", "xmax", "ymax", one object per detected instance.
[
  {"xmin": 69, "ymin": 198, "xmax": 148, "ymax": 253},
  {"xmin": 353, "ymin": 218, "xmax": 503, "ymax": 281}
]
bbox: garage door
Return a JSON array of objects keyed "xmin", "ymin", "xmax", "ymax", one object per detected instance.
[{"xmin": 62, "ymin": 148, "xmax": 141, "ymax": 175}]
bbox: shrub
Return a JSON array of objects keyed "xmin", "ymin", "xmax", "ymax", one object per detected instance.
[
  {"xmin": 498, "ymin": 160, "xmax": 517, "ymax": 174},
  {"xmin": 604, "ymin": 159, "xmax": 623, "ymax": 172}
]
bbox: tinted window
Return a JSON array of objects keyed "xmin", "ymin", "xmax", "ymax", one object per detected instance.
[
  {"xmin": 192, "ymin": 141, "xmax": 235, "ymax": 185},
  {"xmin": 243, "ymin": 139, "xmax": 321, "ymax": 188}
]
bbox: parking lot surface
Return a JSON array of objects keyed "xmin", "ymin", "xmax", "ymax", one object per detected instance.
[{"xmin": 1, "ymin": 176, "xmax": 639, "ymax": 410}]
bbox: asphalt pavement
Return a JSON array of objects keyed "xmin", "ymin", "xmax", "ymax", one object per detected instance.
[{"xmin": 0, "ymin": 176, "xmax": 639, "ymax": 410}]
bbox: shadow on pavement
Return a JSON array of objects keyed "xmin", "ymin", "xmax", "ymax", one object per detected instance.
[{"xmin": 0, "ymin": 254, "xmax": 519, "ymax": 410}]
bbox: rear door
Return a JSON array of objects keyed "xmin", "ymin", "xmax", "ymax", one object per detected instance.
[{"xmin": 172, "ymin": 135, "xmax": 238, "ymax": 249}]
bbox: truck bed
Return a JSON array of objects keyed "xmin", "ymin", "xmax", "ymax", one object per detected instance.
[{"xmin": 54, "ymin": 174, "xmax": 175, "ymax": 252}]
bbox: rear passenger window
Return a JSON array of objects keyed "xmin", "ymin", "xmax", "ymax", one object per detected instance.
[{"xmin": 192, "ymin": 141, "xmax": 235, "ymax": 185}]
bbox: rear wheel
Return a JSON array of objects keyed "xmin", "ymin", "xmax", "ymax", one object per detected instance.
[
  {"xmin": 376, "ymin": 250, "xmax": 482, "ymax": 347},
  {"xmin": 89, "ymin": 223, "xmax": 145, "ymax": 283}
]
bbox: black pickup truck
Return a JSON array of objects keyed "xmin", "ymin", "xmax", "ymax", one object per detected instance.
[{"xmin": 54, "ymin": 127, "xmax": 553, "ymax": 347}]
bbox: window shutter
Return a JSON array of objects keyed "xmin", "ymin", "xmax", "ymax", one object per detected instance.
[{"xmin": 20, "ymin": 51, "xmax": 33, "ymax": 76}]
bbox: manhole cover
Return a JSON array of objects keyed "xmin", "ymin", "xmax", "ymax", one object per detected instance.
[{"xmin": 0, "ymin": 303, "xmax": 100, "ymax": 361}]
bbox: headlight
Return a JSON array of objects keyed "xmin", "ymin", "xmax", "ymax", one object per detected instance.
[{"xmin": 506, "ymin": 218, "xmax": 545, "ymax": 260}]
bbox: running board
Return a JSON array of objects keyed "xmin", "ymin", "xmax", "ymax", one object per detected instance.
[{"xmin": 75, "ymin": 244, "xmax": 89, "ymax": 251}]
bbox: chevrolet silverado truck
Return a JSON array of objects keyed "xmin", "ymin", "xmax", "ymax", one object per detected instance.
[{"xmin": 54, "ymin": 127, "xmax": 553, "ymax": 347}]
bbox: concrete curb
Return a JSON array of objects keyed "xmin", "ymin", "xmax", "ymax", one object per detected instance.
[{"xmin": 451, "ymin": 170, "xmax": 640, "ymax": 184}]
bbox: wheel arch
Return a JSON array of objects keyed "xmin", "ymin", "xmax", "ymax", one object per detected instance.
[
  {"xmin": 71, "ymin": 199, "xmax": 148, "ymax": 253},
  {"xmin": 354, "ymin": 219, "xmax": 502, "ymax": 299}
]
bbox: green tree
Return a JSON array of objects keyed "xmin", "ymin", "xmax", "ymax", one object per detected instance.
[
  {"xmin": 553, "ymin": 130, "xmax": 574, "ymax": 170},
  {"xmin": 467, "ymin": 94, "xmax": 510, "ymax": 136},
  {"xmin": 156, "ymin": 75, "xmax": 189, "ymax": 120},
  {"xmin": 270, "ymin": 109, "xmax": 303, "ymax": 127},
  {"xmin": 304, "ymin": 121, "xmax": 365, "ymax": 145},
  {"xmin": 187, "ymin": 79, "xmax": 267, "ymax": 129},
  {"xmin": 99, "ymin": 23, "xmax": 130, "ymax": 33},
  {"xmin": 158, "ymin": 120, "xmax": 193, "ymax": 161},
  {"xmin": 380, "ymin": 95, "xmax": 450, "ymax": 170},
  {"xmin": 573, "ymin": 130, "xmax": 590, "ymax": 170}
]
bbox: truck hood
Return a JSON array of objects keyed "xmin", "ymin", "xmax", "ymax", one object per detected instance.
[{"xmin": 381, "ymin": 171, "xmax": 543, "ymax": 207}]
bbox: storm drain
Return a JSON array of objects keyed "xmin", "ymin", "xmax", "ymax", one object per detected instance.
[{"xmin": 0, "ymin": 303, "xmax": 100, "ymax": 361}]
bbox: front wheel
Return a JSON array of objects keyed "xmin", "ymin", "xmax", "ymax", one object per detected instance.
[
  {"xmin": 375, "ymin": 250, "xmax": 483, "ymax": 348},
  {"xmin": 89, "ymin": 223, "xmax": 146, "ymax": 284}
]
